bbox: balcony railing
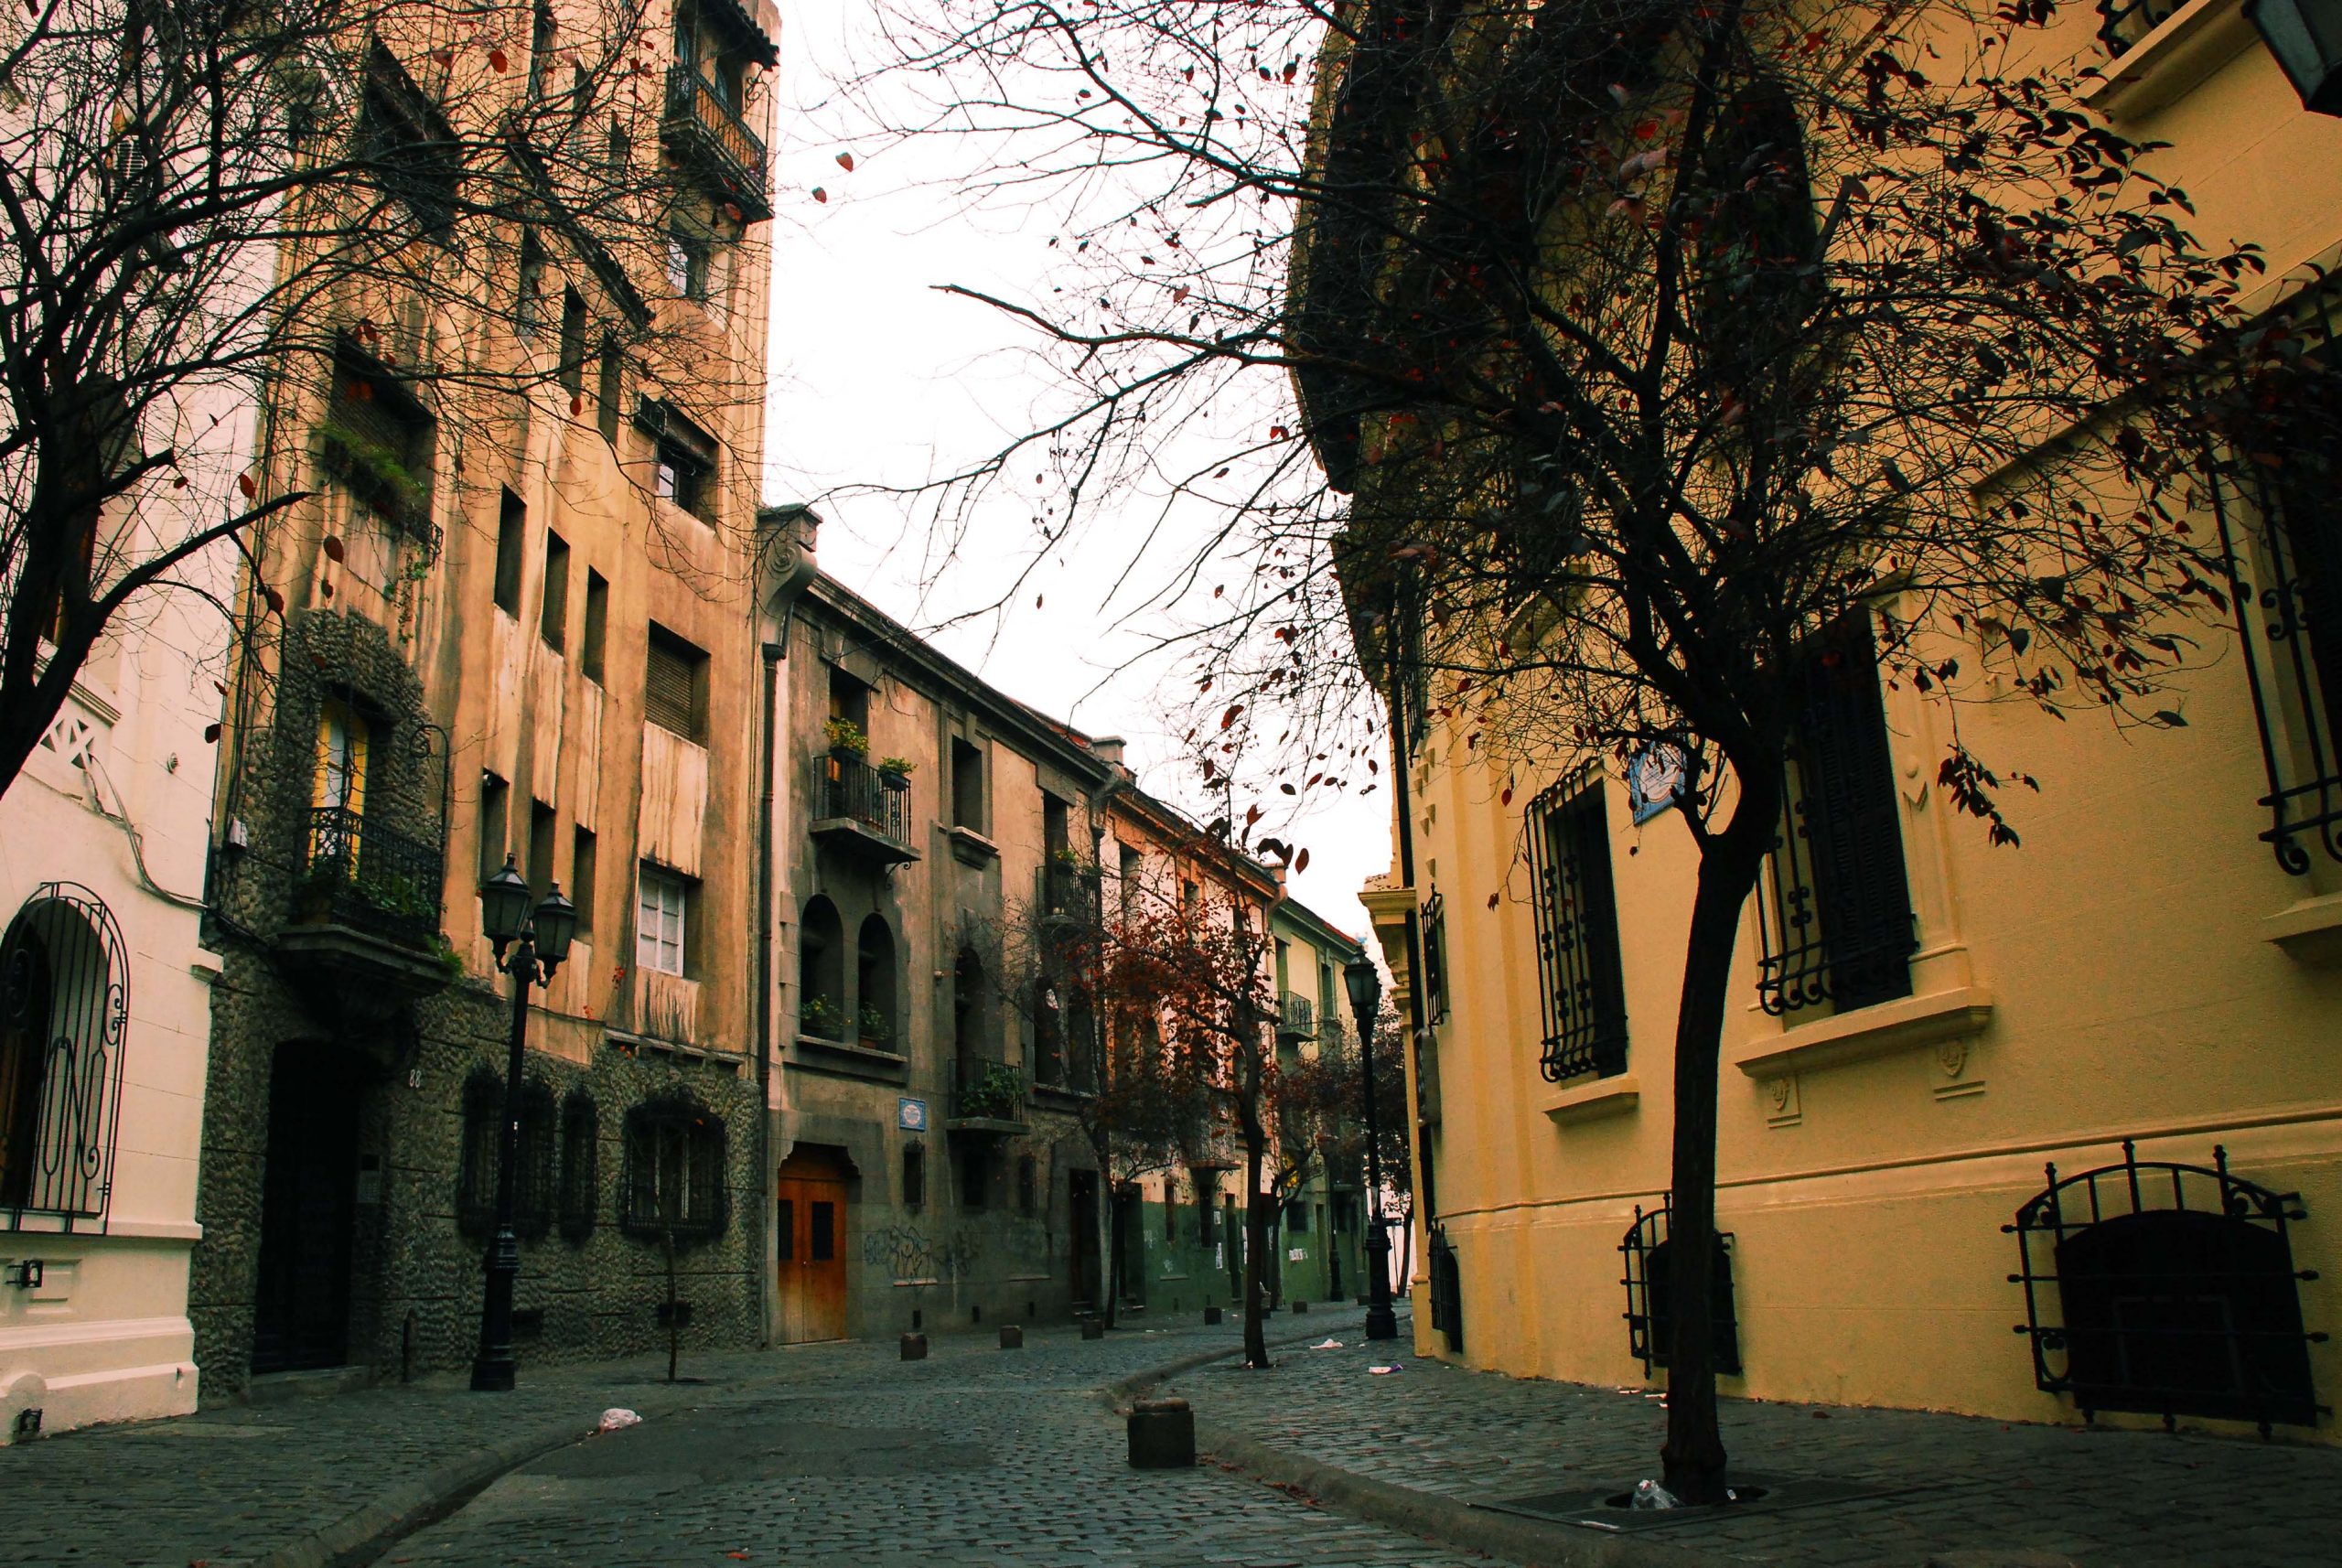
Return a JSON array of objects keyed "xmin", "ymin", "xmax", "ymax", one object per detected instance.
[
  {"xmin": 1276, "ymin": 990, "xmax": 1315, "ymax": 1041},
  {"xmin": 662, "ymin": 66, "xmax": 770, "ymax": 220},
  {"xmin": 297, "ymin": 804, "xmax": 445, "ymax": 945},
  {"xmin": 948, "ymin": 1056, "xmax": 1026, "ymax": 1131},
  {"xmin": 815, "ymin": 754, "xmax": 915, "ymax": 861},
  {"xmin": 2096, "ymin": 0, "xmax": 2186, "ymax": 56}
]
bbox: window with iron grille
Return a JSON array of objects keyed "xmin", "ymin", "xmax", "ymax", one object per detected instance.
[
  {"xmin": 1525, "ymin": 775, "xmax": 1628, "ymax": 1083},
  {"xmin": 0, "ymin": 884, "xmax": 128, "ymax": 1233},
  {"xmin": 1419, "ymin": 890, "xmax": 1449, "ymax": 1026},
  {"xmin": 456, "ymin": 1073, "xmax": 554, "ymax": 1240},
  {"xmin": 1756, "ymin": 613, "xmax": 1917, "ymax": 1016},
  {"xmin": 2008, "ymin": 1141, "xmax": 2325, "ymax": 1434},
  {"xmin": 354, "ymin": 47, "xmax": 458, "ymax": 234},
  {"xmin": 557, "ymin": 1090, "xmax": 598, "ymax": 1243},
  {"xmin": 619, "ymin": 1097, "xmax": 727, "ymax": 1242},
  {"xmin": 1620, "ymin": 1197, "xmax": 1742, "ymax": 1377}
]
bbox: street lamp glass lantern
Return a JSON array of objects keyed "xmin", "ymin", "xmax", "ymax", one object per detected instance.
[
  {"xmin": 2249, "ymin": 0, "xmax": 2342, "ymax": 115},
  {"xmin": 532, "ymin": 884, "xmax": 578, "ymax": 969},
  {"xmin": 478, "ymin": 854, "xmax": 532, "ymax": 950},
  {"xmin": 1344, "ymin": 956, "xmax": 1381, "ymax": 1032}
]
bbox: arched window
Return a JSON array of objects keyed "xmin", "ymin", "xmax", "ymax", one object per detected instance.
[
  {"xmin": 798, "ymin": 896, "xmax": 844, "ymax": 1038},
  {"xmin": 0, "ymin": 884, "xmax": 127, "ymax": 1227},
  {"xmin": 855, "ymin": 915, "xmax": 897, "ymax": 1047},
  {"xmin": 952, "ymin": 945, "xmax": 987, "ymax": 1066}
]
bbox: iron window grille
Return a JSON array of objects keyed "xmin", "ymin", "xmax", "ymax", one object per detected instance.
[
  {"xmin": 557, "ymin": 1090, "xmax": 598, "ymax": 1243},
  {"xmin": 619, "ymin": 1096, "xmax": 728, "ymax": 1243},
  {"xmin": 1756, "ymin": 613, "xmax": 1918, "ymax": 1016},
  {"xmin": 2005, "ymin": 1140, "xmax": 2326, "ymax": 1435},
  {"xmin": 1428, "ymin": 1224, "xmax": 1465, "ymax": 1353},
  {"xmin": 1619, "ymin": 1197, "xmax": 1743, "ymax": 1378},
  {"xmin": 1420, "ymin": 890, "xmax": 1450, "ymax": 1026},
  {"xmin": 2210, "ymin": 289, "xmax": 2342, "ymax": 874},
  {"xmin": 1525, "ymin": 774, "xmax": 1630, "ymax": 1083},
  {"xmin": 456, "ymin": 1073, "xmax": 554, "ymax": 1241},
  {"xmin": 0, "ymin": 884, "xmax": 128, "ymax": 1234}
]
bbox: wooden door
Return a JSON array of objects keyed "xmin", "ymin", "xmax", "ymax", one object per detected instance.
[{"xmin": 775, "ymin": 1159, "xmax": 848, "ymax": 1344}]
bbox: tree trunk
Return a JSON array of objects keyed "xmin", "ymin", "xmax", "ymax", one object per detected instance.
[
  {"xmin": 1241, "ymin": 1136, "xmax": 1271, "ymax": 1367},
  {"xmin": 1660, "ymin": 825, "xmax": 1772, "ymax": 1505}
]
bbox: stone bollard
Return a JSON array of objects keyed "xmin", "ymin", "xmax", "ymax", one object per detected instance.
[
  {"xmin": 1291, "ymin": 1300, "xmax": 1308, "ymax": 1313},
  {"xmin": 1081, "ymin": 1318, "xmax": 1106, "ymax": 1340},
  {"xmin": 1127, "ymin": 1397, "xmax": 1196, "ymax": 1468},
  {"xmin": 1202, "ymin": 1305, "xmax": 1222, "ymax": 1326},
  {"xmin": 999, "ymin": 1324, "xmax": 1024, "ymax": 1349},
  {"xmin": 900, "ymin": 1333, "xmax": 928, "ymax": 1360}
]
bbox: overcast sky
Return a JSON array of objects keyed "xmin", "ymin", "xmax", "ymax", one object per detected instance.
[{"xmin": 755, "ymin": 2, "xmax": 1394, "ymax": 953}]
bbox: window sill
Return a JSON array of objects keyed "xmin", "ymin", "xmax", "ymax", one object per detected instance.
[
  {"xmin": 944, "ymin": 824, "xmax": 999, "ymax": 866},
  {"xmin": 1732, "ymin": 984, "xmax": 1994, "ymax": 1079},
  {"xmin": 2081, "ymin": 0, "xmax": 2256, "ymax": 122},
  {"xmin": 1541, "ymin": 1072, "xmax": 1640, "ymax": 1126},
  {"xmin": 790, "ymin": 1034, "xmax": 909, "ymax": 1080},
  {"xmin": 2263, "ymin": 890, "xmax": 2342, "ymax": 966}
]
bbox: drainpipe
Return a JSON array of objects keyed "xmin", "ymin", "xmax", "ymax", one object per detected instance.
[
  {"xmin": 1383, "ymin": 581, "xmax": 1437, "ymax": 1265},
  {"xmin": 755, "ymin": 641, "xmax": 780, "ymax": 1348}
]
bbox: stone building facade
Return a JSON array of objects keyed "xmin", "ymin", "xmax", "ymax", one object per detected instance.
[{"xmin": 190, "ymin": 0, "xmax": 787, "ymax": 1397}]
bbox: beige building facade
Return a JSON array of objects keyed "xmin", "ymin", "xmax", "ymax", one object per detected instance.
[{"xmin": 1344, "ymin": 3, "xmax": 2342, "ymax": 1444}]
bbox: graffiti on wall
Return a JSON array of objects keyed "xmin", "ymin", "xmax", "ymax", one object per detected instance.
[{"xmin": 863, "ymin": 1221, "xmax": 986, "ymax": 1282}]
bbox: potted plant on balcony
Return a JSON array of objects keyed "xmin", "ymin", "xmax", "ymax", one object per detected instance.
[
  {"xmin": 858, "ymin": 1004, "xmax": 893, "ymax": 1047},
  {"xmin": 962, "ymin": 1060, "xmax": 1024, "ymax": 1121},
  {"xmin": 824, "ymin": 717, "xmax": 868, "ymax": 762},
  {"xmin": 876, "ymin": 756, "xmax": 915, "ymax": 792},
  {"xmin": 800, "ymin": 993, "xmax": 845, "ymax": 1039}
]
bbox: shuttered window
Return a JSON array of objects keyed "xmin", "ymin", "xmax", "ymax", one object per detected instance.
[{"xmin": 643, "ymin": 624, "xmax": 706, "ymax": 740}]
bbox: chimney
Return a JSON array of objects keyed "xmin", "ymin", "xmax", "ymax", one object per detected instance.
[{"xmin": 1090, "ymin": 736, "xmax": 1126, "ymax": 768}]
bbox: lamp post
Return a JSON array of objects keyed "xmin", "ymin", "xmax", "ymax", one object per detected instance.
[
  {"xmin": 1344, "ymin": 956, "xmax": 1399, "ymax": 1342},
  {"xmin": 470, "ymin": 854, "xmax": 576, "ymax": 1392}
]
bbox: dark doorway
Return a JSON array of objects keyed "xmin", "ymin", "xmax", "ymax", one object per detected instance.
[
  {"xmin": 1069, "ymin": 1168, "xmax": 1100, "ymax": 1311},
  {"xmin": 251, "ymin": 1044, "xmax": 367, "ymax": 1374},
  {"xmin": 1113, "ymin": 1185, "xmax": 1145, "ymax": 1308}
]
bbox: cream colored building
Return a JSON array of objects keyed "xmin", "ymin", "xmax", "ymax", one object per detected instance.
[
  {"xmin": 0, "ymin": 395, "xmax": 252, "ymax": 1441},
  {"xmin": 1341, "ymin": 4, "xmax": 2342, "ymax": 1443}
]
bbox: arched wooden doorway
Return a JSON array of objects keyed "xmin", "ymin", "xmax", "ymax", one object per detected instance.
[{"xmin": 775, "ymin": 1144, "xmax": 853, "ymax": 1343}]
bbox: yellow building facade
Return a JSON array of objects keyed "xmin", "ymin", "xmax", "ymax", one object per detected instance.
[{"xmin": 1345, "ymin": 3, "xmax": 2342, "ymax": 1443}]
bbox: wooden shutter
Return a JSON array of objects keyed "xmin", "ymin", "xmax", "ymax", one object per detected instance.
[
  {"xmin": 1794, "ymin": 614, "xmax": 1917, "ymax": 1011},
  {"xmin": 644, "ymin": 629, "xmax": 699, "ymax": 738}
]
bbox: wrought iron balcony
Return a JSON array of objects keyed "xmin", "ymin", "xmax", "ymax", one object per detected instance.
[
  {"xmin": 2096, "ymin": 0, "xmax": 2187, "ymax": 55},
  {"xmin": 1276, "ymin": 990, "xmax": 1315, "ymax": 1042},
  {"xmin": 661, "ymin": 67, "xmax": 771, "ymax": 220},
  {"xmin": 812, "ymin": 754, "xmax": 918, "ymax": 865},
  {"xmin": 946, "ymin": 1056, "xmax": 1026, "ymax": 1134},
  {"xmin": 295, "ymin": 805, "xmax": 445, "ymax": 945}
]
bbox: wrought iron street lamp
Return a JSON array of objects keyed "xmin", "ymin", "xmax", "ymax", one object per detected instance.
[
  {"xmin": 470, "ymin": 854, "xmax": 575, "ymax": 1391},
  {"xmin": 1344, "ymin": 956, "xmax": 1400, "ymax": 1342},
  {"xmin": 2249, "ymin": 0, "xmax": 2342, "ymax": 114}
]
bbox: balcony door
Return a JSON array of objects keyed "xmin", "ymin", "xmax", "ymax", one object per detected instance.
[{"xmin": 775, "ymin": 1145, "xmax": 850, "ymax": 1344}]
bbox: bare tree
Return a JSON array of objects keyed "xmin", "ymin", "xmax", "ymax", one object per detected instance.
[
  {"xmin": 854, "ymin": 0, "xmax": 2319, "ymax": 1500},
  {"xmin": 0, "ymin": 0, "xmax": 773, "ymax": 796}
]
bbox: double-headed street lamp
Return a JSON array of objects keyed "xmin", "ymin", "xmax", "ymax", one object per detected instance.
[
  {"xmin": 470, "ymin": 854, "xmax": 576, "ymax": 1392},
  {"xmin": 1343, "ymin": 956, "xmax": 1400, "ymax": 1342}
]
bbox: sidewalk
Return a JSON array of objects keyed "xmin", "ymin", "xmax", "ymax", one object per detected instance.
[
  {"xmin": 0, "ymin": 1315, "xmax": 1258, "ymax": 1568},
  {"xmin": 1160, "ymin": 1324, "xmax": 2342, "ymax": 1567}
]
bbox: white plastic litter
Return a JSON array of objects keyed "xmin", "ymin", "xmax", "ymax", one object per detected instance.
[
  {"xmin": 1311, "ymin": 1338, "xmax": 1345, "ymax": 1349},
  {"xmin": 1368, "ymin": 1363, "xmax": 1404, "ymax": 1375},
  {"xmin": 596, "ymin": 1407, "xmax": 642, "ymax": 1433},
  {"xmin": 1628, "ymin": 1479, "xmax": 1681, "ymax": 1510}
]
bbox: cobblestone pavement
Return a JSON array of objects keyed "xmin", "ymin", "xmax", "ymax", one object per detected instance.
[
  {"xmin": 1163, "ymin": 1330, "xmax": 2342, "ymax": 1567},
  {"xmin": 387, "ymin": 1308, "xmax": 1493, "ymax": 1568}
]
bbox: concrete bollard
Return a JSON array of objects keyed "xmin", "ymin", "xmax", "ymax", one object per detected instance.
[
  {"xmin": 900, "ymin": 1332, "xmax": 928, "ymax": 1360},
  {"xmin": 1127, "ymin": 1397, "xmax": 1196, "ymax": 1468},
  {"xmin": 1203, "ymin": 1305, "xmax": 1222, "ymax": 1326},
  {"xmin": 1081, "ymin": 1318, "xmax": 1106, "ymax": 1340},
  {"xmin": 999, "ymin": 1324, "xmax": 1024, "ymax": 1349}
]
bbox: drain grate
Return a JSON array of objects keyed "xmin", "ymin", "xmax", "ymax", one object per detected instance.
[{"xmin": 1477, "ymin": 1472, "xmax": 1915, "ymax": 1532}]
